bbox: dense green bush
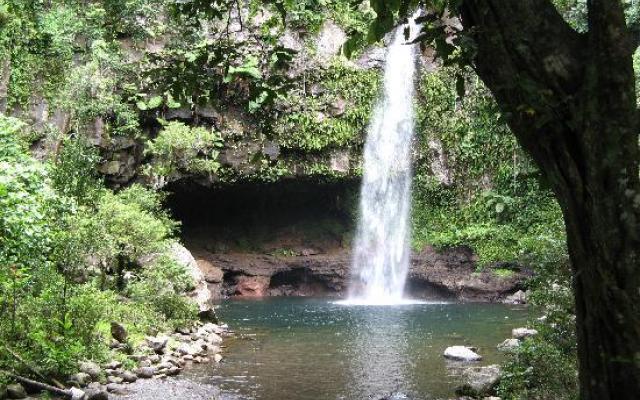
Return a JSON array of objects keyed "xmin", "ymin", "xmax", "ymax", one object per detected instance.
[
  {"xmin": 145, "ymin": 121, "xmax": 223, "ymax": 178},
  {"xmin": 497, "ymin": 248, "xmax": 577, "ymax": 400},
  {"xmin": 0, "ymin": 117, "xmax": 196, "ymax": 382}
]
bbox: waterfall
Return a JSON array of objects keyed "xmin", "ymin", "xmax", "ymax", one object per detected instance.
[{"xmin": 346, "ymin": 16, "xmax": 419, "ymax": 305}]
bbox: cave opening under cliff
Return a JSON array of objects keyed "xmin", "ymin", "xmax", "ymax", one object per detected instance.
[{"xmin": 165, "ymin": 179, "xmax": 360, "ymax": 254}]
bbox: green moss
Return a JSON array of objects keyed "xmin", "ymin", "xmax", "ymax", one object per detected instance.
[{"xmin": 273, "ymin": 61, "xmax": 380, "ymax": 152}]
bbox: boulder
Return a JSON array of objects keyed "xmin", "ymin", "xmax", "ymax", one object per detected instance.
[
  {"xmin": 69, "ymin": 387, "xmax": 86, "ymax": 400},
  {"xmin": 503, "ymin": 290, "xmax": 527, "ymax": 304},
  {"xmin": 196, "ymin": 258, "xmax": 224, "ymax": 283},
  {"xmin": 143, "ymin": 243, "xmax": 213, "ymax": 317},
  {"xmin": 6, "ymin": 384, "xmax": 26, "ymax": 399},
  {"xmin": 443, "ymin": 346, "xmax": 483, "ymax": 361},
  {"xmin": 69, "ymin": 372, "xmax": 92, "ymax": 387},
  {"xmin": 79, "ymin": 361, "xmax": 102, "ymax": 379},
  {"xmin": 497, "ymin": 338, "xmax": 520, "ymax": 351},
  {"xmin": 146, "ymin": 335, "xmax": 168, "ymax": 354},
  {"xmin": 455, "ymin": 365, "xmax": 501, "ymax": 397},
  {"xmin": 512, "ymin": 327, "xmax": 538, "ymax": 339},
  {"xmin": 110, "ymin": 322, "xmax": 128, "ymax": 343}
]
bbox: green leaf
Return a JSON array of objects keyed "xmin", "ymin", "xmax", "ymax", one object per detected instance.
[{"xmin": 147, "ymin": 96, "xmax": 163, "ymax": 110}]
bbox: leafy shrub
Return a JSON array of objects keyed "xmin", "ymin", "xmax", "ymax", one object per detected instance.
[{"xmin": 145, "ymin": 121, "xmax": 223, "ymax": 177}]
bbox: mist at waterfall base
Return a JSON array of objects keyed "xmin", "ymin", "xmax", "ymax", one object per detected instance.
[{"xmin": 340, "ymin": 16, "xmax": 421, "ymax": 306}]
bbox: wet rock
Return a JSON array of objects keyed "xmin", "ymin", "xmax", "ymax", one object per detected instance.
[
  {"xmin": 497, "ymin": 338, "xmax": 520, "ymax": 351},
  {"xmin": 110, "ymin": 322, "xmax": 128, "ymax": 343},
  {"xmin": 503, "ymin": 290, "xmax": 527, "ymax": 304},
  {"xmin": 80, "ymin": 361, "xmax": 102, "ymax": 379},
  {"xmin": 135, "ymin": 367, "xmax": 156, "ymax": 379},
  {"xmin": 146, "ymin": 336, "xmax": 169, "ymax": 354},
  {"xmin": 455, "ymin": 365, "xmax": 501, "ymax": 397},
  {"xmin": 512, "ymin": 327, "xmax": 538, "ymax": 339},
  {"xmin": 6, "ymin": 383, "xmax": 27, "ymax": 399},
  {"xmin": 121, "ymin": 371, "xmax": 137, "ymax": 383},
  {"xmin": 444, "ymin": 346, "xmax": 483, "ymax": 361}
]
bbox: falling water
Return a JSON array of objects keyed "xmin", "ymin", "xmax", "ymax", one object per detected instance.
[{"xmin": 347, "ymin": 16, "xmax": 419, "ymax": 305}]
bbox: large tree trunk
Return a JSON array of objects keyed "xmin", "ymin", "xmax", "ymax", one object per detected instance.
[{"xmin": 459, "ymin": 1, "xmax": 640, "ymax": 399}]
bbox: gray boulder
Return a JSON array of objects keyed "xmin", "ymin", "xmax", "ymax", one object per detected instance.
[
  {"xmin": 6, "ymin": 384, "xmax": 26, "ymax": 399},
  {"xmin": 455, "ymin": 365, "xmax": 501, "ymax": 397}
]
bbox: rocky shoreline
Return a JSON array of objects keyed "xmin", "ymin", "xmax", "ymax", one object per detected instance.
[{"xmin": 2, "ymin": 322, "xmax": 231, "ymax": 400}]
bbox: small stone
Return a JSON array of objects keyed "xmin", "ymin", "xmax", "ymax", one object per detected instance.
[
  {"xmin": 214, "ymin": 354, "xmax": 223, "ymax": 363},
  {"xmin": 85, "ymin": 388, "xmax": 109, "ymax": 400},
  {"xmin": 166, "ymin": 367, "xmax": 181, "ymax": 376},
  {"xmin": 105, "ymin": 383, "xmax": 126, "ymax": 395},
  {"xmin": 110, "ymin": 322, "xmax": 128, "ymax": 343},
  {"xmin": 512, "ymin": 328, "xmax": 538, "ymax": 339},
  {"xmin": 443, "ymin": 346, "xmax": 482, "ymax": 361},
  {"xmin": 183, "ymin": 354, "xmax": 194, "ymax": 361},
  {"xmin": 6, "ymin": 383, "xmax": 27, "ymax": 399},
  {"xmin": 139, "ymin": 359, "xmax": 152, "ymax": 368},
  {"xmin": 135, "ymin": 367, "xmax": 156, "ymax": 379},
  {"xmin": 148, "ymin": 354, "xmax": 161, "ymax": 363},
  {"xmin": 107, "ymin": 376, "xmax": 123, "ymax": 384},
  {"xmin": 120, "ymin": 371, "xmax": 137, "ymax": 383},
  {"xmin": 79, "ymin": 361, "xmax": 102, "ymax": 379}
]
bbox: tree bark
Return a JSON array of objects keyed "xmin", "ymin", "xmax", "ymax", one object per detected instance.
[{"xmin": 459, "ymin": 1, "xmax": 640, "ymax": 399}]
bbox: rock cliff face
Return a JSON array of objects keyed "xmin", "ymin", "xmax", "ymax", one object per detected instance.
[{"xmin": 191, "ymin": 246, "xmax": 529, "ymax": 302}]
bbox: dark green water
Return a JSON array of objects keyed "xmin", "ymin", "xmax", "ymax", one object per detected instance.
[{"xmin": 188, "ymin": 297, "xmax": 528, "ymax": 400}]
